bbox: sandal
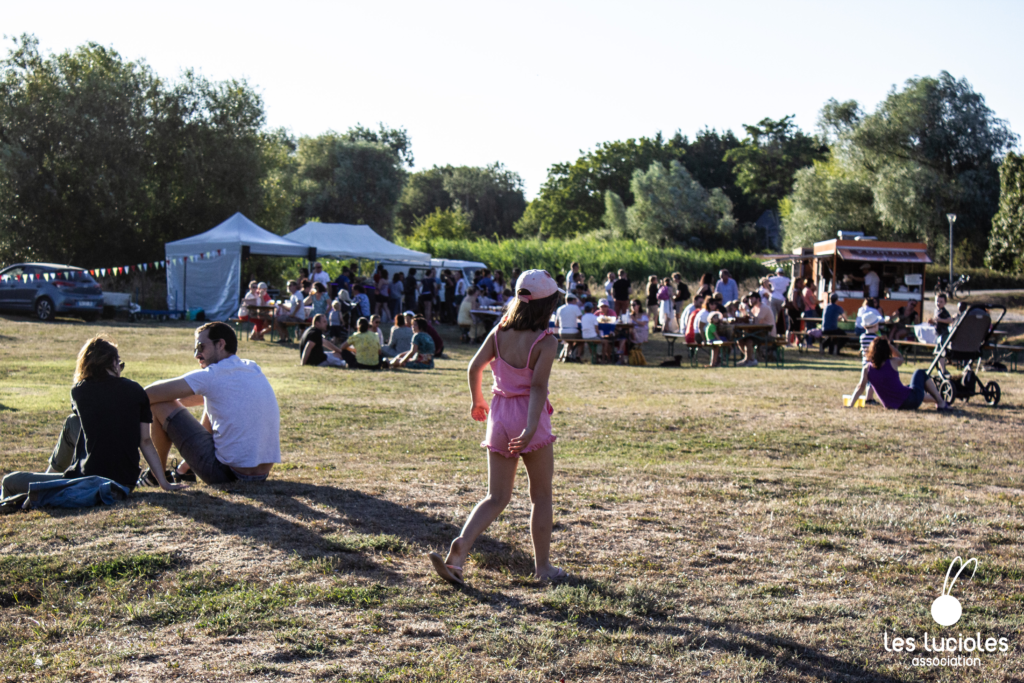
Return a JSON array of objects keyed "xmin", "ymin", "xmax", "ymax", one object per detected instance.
[{"xmin": 428, "ymin": 552, "xmax": 465, "ymax": 587}]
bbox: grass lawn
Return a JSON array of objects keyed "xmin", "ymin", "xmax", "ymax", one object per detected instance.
[{"xmin": 1, "ymin": 312, "xmax": 1023, "ymax": 682}]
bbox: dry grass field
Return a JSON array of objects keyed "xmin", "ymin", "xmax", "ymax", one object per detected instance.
[{"xmin": 1, "ymin": 309, "xmax": 1023, "ymax": 682}]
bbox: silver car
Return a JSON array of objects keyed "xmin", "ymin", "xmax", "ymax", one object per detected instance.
[{"xmin": 0, "ymin": 263, "xmax": 105, "ymax": 321}]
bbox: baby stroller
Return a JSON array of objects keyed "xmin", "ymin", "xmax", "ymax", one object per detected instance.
[{"xmin": 927, "ymin": 305, "xmax": 1004, "ymax": 406}]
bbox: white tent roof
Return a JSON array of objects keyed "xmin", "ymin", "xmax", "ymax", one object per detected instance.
[
  {"xmin": 283, "ymin": 222, "xmax": 431, "ymax": 264},
  {"xmin": 166, "ymin": 212, "xmax": 310, "ymax": 257}
]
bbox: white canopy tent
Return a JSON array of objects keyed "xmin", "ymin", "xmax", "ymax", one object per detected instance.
[
  {"xmin": 165, "ymin": 213, "xmax": 311, "ymax": 321},
  {"xmin": 283, "ymin": 222, "xmax": 431, "ymax": 265}
]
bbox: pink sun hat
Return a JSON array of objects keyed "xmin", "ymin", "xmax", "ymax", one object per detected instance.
[{"xmin": 515, "ymin": 269, "xmax": 565, "ymax": 301}]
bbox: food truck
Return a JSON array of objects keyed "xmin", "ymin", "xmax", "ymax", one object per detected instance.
[{"xmin": 766, "ymin": 234, "xmax": 932, "ymax": 318}]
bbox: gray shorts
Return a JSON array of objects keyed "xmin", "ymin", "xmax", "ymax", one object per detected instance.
[{"xmin": 165, "ymin": 410, "xmax": 268, "ymax": 485}]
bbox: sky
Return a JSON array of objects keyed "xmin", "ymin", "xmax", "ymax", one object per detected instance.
[{"xmin": 6, "ymin": 0, "xmax": 1023, "ymax": 198}]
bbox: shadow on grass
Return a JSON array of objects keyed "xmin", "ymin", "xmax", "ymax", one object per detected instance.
[
  {"xmin": 142, "ymin": 481, "xmax": 513, "ymax": 580},
  {"xmin": 463, "ymin": 574, "xmax": 902, "ymax": 683}
]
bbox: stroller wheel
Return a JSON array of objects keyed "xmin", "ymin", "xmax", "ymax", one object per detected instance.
[
  {"xmin": 983, "ymin": 380, "xmax": 1001, "ymax": 406},
  {"xmin": 938, "ymin": 377, "xmax": 955, "ymax": 406}
]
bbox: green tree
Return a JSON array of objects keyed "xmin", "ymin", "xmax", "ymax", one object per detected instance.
[
  {"xmin": 340, "ymin": 123, "xmax": 414, "ymax": 168},
  {"xmin": 986, "ymin": 152, "xmax": 1024, "ymax": 273},
  {"xmin": 410, "ymin": 206, "xmax": 472, "ymax": 248},
  {"xmin": 293, "ymin": 132, "xmax": 408, "ymax": 237},
  {"xmin": 0, "ymin": 34, "xmax": 276, "ymax": 265},
  {"xmin": 781, "ymin": 74, "xmax": 1017, "ymax": 263},
  {"xmin": 396, "ymin": 163, "xmax": 526, "ymax": 238},
  {"xmin": 624, "ymin": 160, "xmax": 739, "ymax": 249},
  {"xmin": 849, "ymin": 72, "xmax": 1016, "ymax": 260},
  {"xmin": 724, "ymin": 115, "xmax": 826, "ymax": 215},
  {"xmin": 515, "ymin": 132, "xmax": 688, "ymax": 238}
]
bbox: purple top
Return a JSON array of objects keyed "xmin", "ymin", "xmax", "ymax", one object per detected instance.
[{"xmin": 866, "ymin": 360, "xmax": 911, "ymax": 409}]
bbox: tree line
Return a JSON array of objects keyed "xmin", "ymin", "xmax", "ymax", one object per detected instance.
[{"xmin": 1, "ymin": 34, "xmax": 1020, "ymax": 273}]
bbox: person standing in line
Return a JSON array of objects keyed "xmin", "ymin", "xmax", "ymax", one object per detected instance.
[
  {"xmin": 611, "ymin": 269, "xmax": 631, "ymax": 316},
  {"xmin": 603, "ymin": 272, "xmax": 615, "ymax": 301},
  {"xmin": 429, "ymin": 270, "xmax": 566, "ymax": 586},
  {"xmin": 310, "ymin": 262, "xmax": 331, "ymax": 288},
  {"xmin": 714, "ymin": 269, "xmax": 739, "ymax": 305}
]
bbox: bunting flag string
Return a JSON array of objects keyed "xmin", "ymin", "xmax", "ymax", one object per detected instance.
[{"xmin": 0, "ymin": 249, "xmax": 226, "ymax": 283}]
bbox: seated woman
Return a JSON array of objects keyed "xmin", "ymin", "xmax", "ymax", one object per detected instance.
[
  {"xmin": 616, "ymin": 299, "xmax": 649, "ymax": 364},
  {"xmin": 341, "ymin": 317, "xmax": 382, "ymax": 369},
  {"xmin": 390, "ymin": 317, "xmax": 436, "ymax": 370},
  {"xmin": 888, "ymin": 300, "xmax": 919, "ymax": 342},
  {"xmin": 383, "ymin": 313, "xmax": 414, "ymax": 357},
  {"xmin": 682, "ymin": 295, "xmax": 705, "ymax": 344},
  {"xmin": 847, "ymin": 337, "xmax": 951, "ymax": 412},
  {"xmin": 1, "ymin": 337, "xmax": 183, "ymax": 501}
]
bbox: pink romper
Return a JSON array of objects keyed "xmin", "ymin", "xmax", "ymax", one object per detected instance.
[{"xmin": 481, "ymin": 329, "xmax": 557, "ymax": 458}]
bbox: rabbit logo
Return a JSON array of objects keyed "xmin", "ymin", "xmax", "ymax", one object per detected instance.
[{"xmin": 931, "ymin": 556, "xmax": 978, "ymax": 627}]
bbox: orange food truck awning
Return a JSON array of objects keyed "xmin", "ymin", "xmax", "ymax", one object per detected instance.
[{"xmin": 837, "ymin": 247, "xmax": 933, "ymax": 264}]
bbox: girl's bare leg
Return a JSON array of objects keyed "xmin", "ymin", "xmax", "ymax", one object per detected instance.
[
  {"xmin": 520, "ymin": 443, "xmax": 561, "ymax": 579},
  {"xmin": 445, "ymin": 451, "xmax": 519, "ymax": 570}
]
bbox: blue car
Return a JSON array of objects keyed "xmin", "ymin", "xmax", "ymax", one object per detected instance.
[{"xmin": 0, "ymin": 263, "xmax": 105, "ymax": 321}]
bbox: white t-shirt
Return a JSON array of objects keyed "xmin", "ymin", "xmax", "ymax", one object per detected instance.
[
  {"xmin": 864, "ymin": 271, "xmax": 881, "ymax": 298},
  {"xmin": 768, "ymin": 275, "xmax": 790, "ymax": 300},
  {"xmin": 288, "ymin": 292, "xmax": 306, "ymax": 319},
  {"xmin": 455, "ymin": 278, "xmax": 467, "ymax": 296},
  {"xmin": 580, "ymin": 312, "xmax": 599, "ymax": 339},
  {"xmin": 555, "ymin": 303, "xmax": 582, "ymax": 333},
  {"xmin": 311, "ymin": 271, "xmax": 331, "ymax": 288},
  {"xmin": 182, "ymin": 355, "xmax": 281, "ymax": 468}
]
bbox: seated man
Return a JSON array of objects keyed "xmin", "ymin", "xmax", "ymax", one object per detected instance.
[
  {"xmin": 273, "ymin": 279, "xmax": 306, "ymax": 342},
  {"xmin": 737, "ymin": 292, "xmax": 776, "ymax": 367},
  {"xmin": 822, "ymin": 293, "xmax": 850, "ymax": 355},
  {"xmin": 145, "ymin": 322, "xmax": 281, "ymax": 485},
  {"xmin": 300, "ymin": 314, "xmax": 347, "ymax": 368},
  {"xmin": 2, "ymin": 337, "xmax": 182, "ymax": 500},
  {"xmin": 555, "ymin": 294, "xmax": 583, "ymax": 361}
]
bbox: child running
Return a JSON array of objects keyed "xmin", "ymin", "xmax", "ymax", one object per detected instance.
[{"xmin": 429, "ymin": 270, "xmax": 567, "ymax": 586}]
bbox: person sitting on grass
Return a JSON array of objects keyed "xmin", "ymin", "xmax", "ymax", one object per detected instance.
[
  {"xmin": 383, "ymin": 313, "xmax": 414, "ymax": 358},
  {"xmin": 299, "ymin": 314, "xmax": 347, "ymax": 368},
  {"xmin": 404, "ymin": 310, "xmax": 445, "ymax": 358},
  {"xmin": 1, "ymin": 337, "xmax": 185, "ymax": 501},
  {"xmin": 389, "ymin": 316, "xmax": 436, "ymax": 370},
  {"xmin": 273, "ymin": 280, "xmax": 306, "ymax": 342},
  {"xmin": 847, "ymin": 337, "xmax": 952, "ymax": 412},
  {"xmin": 327, "ymin": 300, "xmax": 345, "ymax": 343},
  {"xmin": 369, "ymin": 314, "xmax": 385, "ymax": 347},
  {"xmin": 822, "ymin": 293, "xmax": 849, "ymax": 355},
  {"xmin": 144, "ymin": 322, "xmax": 282, "ymax": 485},
  {"xmin": 340, "ymin": 317, "xmax": 382, "ymax": 369},
  {"xmin": 858, "ymin": 310, "xmax": 883, "ymax": 404}
]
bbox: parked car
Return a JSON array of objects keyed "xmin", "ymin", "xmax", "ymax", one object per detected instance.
[{"xmin": 0, "ymin": 263, "xmax": 104, "ymax": 321}]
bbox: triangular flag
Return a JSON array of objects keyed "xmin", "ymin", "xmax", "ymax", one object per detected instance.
[{"xmin": 143, "ymin": 263, "xmax": 148, "ymax": 272}]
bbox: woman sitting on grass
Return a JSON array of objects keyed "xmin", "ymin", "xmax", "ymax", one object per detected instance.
[
  {"xmin": 389, "ymin": 317, "xmax": 435, "ymax": 370},
  {"xmin": 340, "ymin": 317, "xmax": 381, "ymax": 370},
  {"xmin": 847, "ymin": 337, "xmax": 952, "ymax": 412}
]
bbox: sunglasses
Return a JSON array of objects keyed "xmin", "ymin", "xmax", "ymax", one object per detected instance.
[{"xmin": 117, "ymin": 359, "xmax": 125, "ymax": 371}]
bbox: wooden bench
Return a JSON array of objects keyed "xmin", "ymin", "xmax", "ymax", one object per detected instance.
[
  {"xmin": 983, "ymin": 343, "xmax": 1024, "ymax": 372},
  {"xmin": 892, "ymin": 339, "xmax": 936, "ymax": 362},
  {"xmin": 276, "ymin": 319, "xmax": 310, "ymax": 343},
  {"xmin": 664, "ymin": 333, "xmax": 686, "ymax": 356}
]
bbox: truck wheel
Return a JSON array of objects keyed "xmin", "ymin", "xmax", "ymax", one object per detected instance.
[{"xmin": 35, "ymin": 297, "xmax": 56, "ymax": 322}]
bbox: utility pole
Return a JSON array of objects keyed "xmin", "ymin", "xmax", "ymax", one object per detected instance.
[{"xmin": 946, "ymin": 213, "xmax": 956, "ymax": 284}]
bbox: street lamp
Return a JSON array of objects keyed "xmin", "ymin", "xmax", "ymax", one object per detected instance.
[{"xmin": 946, "ymin": 213, "xmax": 957, "ymax": 284}]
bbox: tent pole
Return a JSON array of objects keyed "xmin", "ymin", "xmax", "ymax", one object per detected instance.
[{"xmin": 183, "ymin": 260, "xmax": 187, "ymax": 312}]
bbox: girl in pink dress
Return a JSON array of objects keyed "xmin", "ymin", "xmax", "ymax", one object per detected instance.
[{"xmin": 429, "ymin": 270, "xmax": 566, "ymax": 586}]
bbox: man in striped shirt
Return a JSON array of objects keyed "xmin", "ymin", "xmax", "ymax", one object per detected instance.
[{"xmin": 859, "ymin": 310, "xmax": 883, "ymax": 404}]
